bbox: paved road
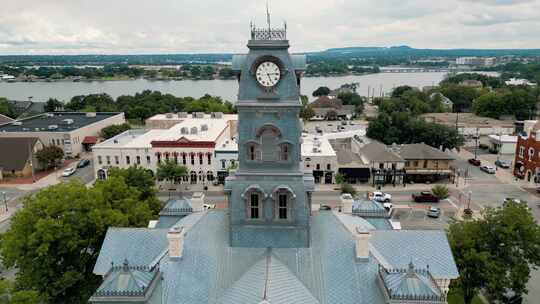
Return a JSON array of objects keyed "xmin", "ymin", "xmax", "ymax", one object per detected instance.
[{"xmin": 59, "ymin": 159, "xmax": 95, "ymax": 185}]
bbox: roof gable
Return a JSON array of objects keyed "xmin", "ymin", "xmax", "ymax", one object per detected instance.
[{"xmin": 0, "ymin": 137, "xmax": 40, "ymax": 171}]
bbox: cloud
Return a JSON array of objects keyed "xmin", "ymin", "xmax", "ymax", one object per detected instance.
[{"xmin": 0, "ymin": 0, "xmax": 539, "ymax": 54}]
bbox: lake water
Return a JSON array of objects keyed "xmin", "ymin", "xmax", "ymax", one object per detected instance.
[{"xmin": 0, "ymin": 72, "xmax": 498, "ymax": 103}]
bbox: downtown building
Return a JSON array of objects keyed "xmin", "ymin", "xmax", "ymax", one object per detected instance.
[
  {"xmin": 90, "ymin": 22, "xmax": 458, "ymax": 304},
  {"xmin": 92, "ymin": 113, "xmax": 238, "ymax": 184}
]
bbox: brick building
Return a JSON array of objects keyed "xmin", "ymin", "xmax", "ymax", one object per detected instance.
[{"xmin": 514, "ymin": 121, "xmax": 540, "ymax": 182}]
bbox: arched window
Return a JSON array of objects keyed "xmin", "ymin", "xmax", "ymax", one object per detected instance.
[
  {"xmin": 278, "ymin": 193, "xmax": 288, "ymax": 219},
  {"xmin": 206, "ymin": 171, "xmax": 214, "ymax": 181},
  {"xmin": 221, "ymin": 159, "xmax": 227, "ymax": 169},
  {"xmin": 272, "ymin": 186, "xmax": 295, "ymax": 221},
  {"xmin": 280, "ymin": 143, "xmax": 290, "ymax": 161},
  {"xmin": 327, "ymin": 164, "xmax": 331, "ymax": 170},
  {"xmin": 247, "ymin": 143, "xmax": 260, "ymax": 161},
  {"xmin": 190, "ymin": 153, "xmax": 195, "ymax": 165},
  {"xmin": 199, "ymin": 153, "xmax": 204, "ymax": 165},
  {"xmin": 207, "ymin": 153, "xmax": 212, "ymax": 165},
  {"xmin": 165, "ymin": 152, "xmax": 170, "ymax": 162},
  {"xmin": 249, "ymin": 192, "xmax": 260, "ymax": 219},
  {"xmin": 529, "ymin": 148, "xmax": 535, "ymax": 161},
  {"xmin": 182, "ymin": 153, "xmax": 187, "ymax": 165},
  {"xmin": 260, "ymin": 128, "xmax": 279, "ymax": 161}
]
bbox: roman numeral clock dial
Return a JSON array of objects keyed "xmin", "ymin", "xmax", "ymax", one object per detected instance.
[{"xmin": 255, "ymin": 61, "xmax": 281, "ymax": 88}]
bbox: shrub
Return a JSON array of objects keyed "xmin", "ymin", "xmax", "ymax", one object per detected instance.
[
  {"xmin": 341, "ymin": 184, "xmax": 357, "ymax": 196},
  {"xmin": 432, "ymin": 185, "xmax": 449, "ymax": 199}
]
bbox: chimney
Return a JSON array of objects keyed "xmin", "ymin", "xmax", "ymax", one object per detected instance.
[
  {"xmin": 191, "ymin": 192, "xmax": 205, "ymax": 212},
  {"xmin": 167, "ymin": 226, "xmax": 184, "ymax": 260},
  {"xmin": 340, "ymin": 193, "xmax": 354, "ymax": 213},
  {"xmin": 355, "ymin": 227, "xmax": 371, "ymax": 261}
]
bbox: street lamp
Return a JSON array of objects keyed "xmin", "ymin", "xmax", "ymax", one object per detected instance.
[
  {"xmin": 1, "ymin": 191, "xmax": 7, "ymax": 213},
  {"xmin": 467, "ymin": 190, "xmax": 472, "ymax": 211}
]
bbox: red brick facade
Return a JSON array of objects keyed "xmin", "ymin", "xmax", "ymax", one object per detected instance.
[{"xmin": 514, "ymin": 132, "xmax": 540, "ymax": 182}]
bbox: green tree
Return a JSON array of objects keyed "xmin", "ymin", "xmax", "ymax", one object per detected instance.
[
  {"xmin": 312, "ymin": 86, "xmax": 331, "ymax": 97},
  {"xmin": 340, "ymin": 183, "xmax": 356, "ymax": 196},
  {"xmin": 335, "ymin": 173, "xmax": 345, "ymax": 185},
  {"xmin": 157, "ymin": 160, "xmax": 188, "ymax": 185},
  {"xmin": 107, "ymin": 166, "xmax": 161, "ymax": 215},
  {"xmin": 43, "ymin": 98, "xmax": 63, "ymax": 112},
  {"xmin": 0, "ymin": 98, "xmax": 16, "ymax": 118},
  {"xmin": 391, "ymin": 85, "xmax": 414, "ymax": 98},
  {"xmin": 448, "ymin": 202, "xmax": 540, "ymax": 304},
  {"xmin": 100, "ymin": 123, "xmax": 131, "ymax": 139},
  {"xmin": 35, "ymin": 146, "xmax": 64, "ymax": 170},
  {"xmin": 431, "ymin": 185, "xmax": 449, "ymax": 199},
  {"xmin": 0, "ymin": 280, "xmax": 41, "ymax": 304}
]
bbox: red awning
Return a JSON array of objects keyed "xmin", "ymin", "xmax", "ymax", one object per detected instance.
[{"xmin": 82, "ymin": 136, "xmax": 98, "ymax": 144}]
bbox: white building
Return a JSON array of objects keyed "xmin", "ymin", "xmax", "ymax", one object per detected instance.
[
  {"xmin": 488, "ymin": 134, "xmax": 518, "ymax": 155},
  {"xmin": 92, "ymin": 114, "xmax": 237, "ymax": 184},
  {"xmin": 301, "ymin": 134, "xmax": 338, "ymax": 184},
  {"xmin": 456, "ymin": 57, "xmax": 495, "ymax": 67}
]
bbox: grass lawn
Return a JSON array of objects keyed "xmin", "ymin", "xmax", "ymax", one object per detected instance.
[{"xmin": 448, "ymin": 288, "xmax": 484, "ymax": 304}]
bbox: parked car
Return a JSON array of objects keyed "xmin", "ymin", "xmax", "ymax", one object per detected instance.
[
  {"xmin": 468, "ymin": 158, "xmax": 481, "ymax": 166},
  {"xmin": 382, "ymin": 202, "xmax": 393, "ymax": 210},
  {"xmin": 341, "ymin": 121, "xmax": 347, "ymax": 126},
  {"xmin": 338, "ymin": 126, "xmax": 345, "ymax": 131},
  {"xmin": 77, "ymin": 159, "xmax": 91, "ymax": 168},
  {"xmin": 412, "ymin": 191, "xmax": 440, "ymax": 203},
  {"xmin": 327, "ymin": 123, "xmax": 333, "ymax": 127},
  {"xmin": 319, "ymin": 205, "xmax": 332, "ymax": 211},
  {"xmin": 495, "ymin": 159, "xmax": 510, "ymax": 168},
  {"xmin": 372, "ymin": 191, "xmax": 392, "ymax": 202},
  {"xmin": 480, "ymin": 165, "xmax": 496, "ymax": 174},
  {"xmin": 426, "ymin": 207, "xmax": 441, "ymax": 218},
  {"xmin": 203, "ymin": 204, "xmax": 216, "ymax": 209},
  {"xmin": 62, "ymin": 167, "xmax": 77, "ymax": 177}
]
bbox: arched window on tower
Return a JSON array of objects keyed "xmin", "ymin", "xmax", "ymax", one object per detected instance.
[
  {"xmin": 279, "ymin": 143, "xmax": 290, "ymax": 161},
  {"xmin": 249, "ymin": 192, "xmax": 260, "ymax": 219}
]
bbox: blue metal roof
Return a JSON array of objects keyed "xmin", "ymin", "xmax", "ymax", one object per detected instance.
[
  {"xmin": 380, "ymin": 263, "xmax": 442, "ymax": 300},
  {"xmin": 370, "ymin": 230, "xmax": 459, "ymax": 279},
  {"xmin": 93, "ymin": 211, "xmax": 458, "ymax": 303}
]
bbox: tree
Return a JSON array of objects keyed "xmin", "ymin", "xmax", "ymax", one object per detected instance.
[
  {"xmin": 431, "ymin": 185, "xmax": 449, "ymax": 199},
  {"xmin": 35, "ymin": 146, "xmax": 64, "ymax": 170},
  {"xmin": 43, "ymin": 98, "xmax": 63, "ymax": 112},
  {"xmin": 312, "ymin": 86, "xmax": 331, "ymax": 97},
  {"xmin": 391, "ymin": 85, "xmax": 414, "ymax": 98},
  {"xmin": 300, "ymin": 95, "xmax": 315, "ymax": 121},
  {"xmin": 0, "ymin": 98, "xmax": 16, "ymax": 118},
  {"xmin": 340, "ymin": 183, "xmax": 356, "ymax": 196},
  {"xmin": 100, "ymin": 123, "xmax": 131, "ymax": 140},
  {"xmin": 0, "ymin": 179, "xmax": 154, "ymax": 303},
  {"xmin": 0, "ymin": 280, "xmax": 41, "ymax": 304},
  {"xmin": 335, "ymin": 173, "xmax": 345, "ymax": 185},
  {"xmin": 448, "ymin": 202, "xmax": 540, "ymax": 304},
  {"xmin": 157, "ymin": 160, "xmax": 188, "ymax": 184}
]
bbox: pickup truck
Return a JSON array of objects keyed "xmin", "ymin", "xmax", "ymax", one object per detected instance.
[{"xmin": 412, "ymin": 191, "xmax": 440, "ymax": 203}]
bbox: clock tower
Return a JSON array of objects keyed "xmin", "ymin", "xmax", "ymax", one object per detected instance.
[{"xmin": 224, "ymin": 22, "xmax": 314, "ymax": 248}]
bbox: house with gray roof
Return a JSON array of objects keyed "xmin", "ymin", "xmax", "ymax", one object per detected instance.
[
  {"xmin": 394, "ymin": 143, "xmax": 455, "ymax": 183},
  {"xmin": 0, "ymin": 113, "xmax": 14, "ymax": 125},
  {"xmin": 91, "ymin": 22, "xmax": 458, "ymax": 304},
  {"xmin": 0, "ymin": 137, "xmax": 43, "ymax": 180}
]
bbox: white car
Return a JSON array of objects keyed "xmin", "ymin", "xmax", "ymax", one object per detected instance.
[
  {"xmin": 62, "ymin": 167, "xmax": 77, "ymax": 177},
  {"xmin": 372, "ymin": 191, "xmax": 392, "ymax": 202},
  {"xmin": 382, "ymin": 202, "xmax": 393, "ymax": 210}
]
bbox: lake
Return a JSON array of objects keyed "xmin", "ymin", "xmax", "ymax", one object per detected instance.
[{"xmin": 0, "ymin": 72, "xmax": 498, "ymax": 103}]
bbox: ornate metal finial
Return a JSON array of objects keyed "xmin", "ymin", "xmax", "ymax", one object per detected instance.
[
  {"xmin": 122, "ymin": 259, "xmax": 129, "ymax": 272},
  {"xmin": 406, "ymin": 260, "xmax": 415, "ymax": 277},
  {"xmin": 266, "ymin": 0, "xmax": 271, "ymax": 31}
]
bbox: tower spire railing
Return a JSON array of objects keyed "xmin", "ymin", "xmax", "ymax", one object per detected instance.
[{"xmin": 250, "ymin": 22, "xmax": 287, "ymax": 40}]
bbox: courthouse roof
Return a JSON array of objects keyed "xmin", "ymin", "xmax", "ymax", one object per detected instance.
[{"xmin": 93, "ymin": 210, "xmax": 458, "ymax": 303}]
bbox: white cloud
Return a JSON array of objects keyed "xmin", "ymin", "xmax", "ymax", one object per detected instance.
[{"xmin": 0, "ymin": 0, "xmax": 539, "ymax": 54}]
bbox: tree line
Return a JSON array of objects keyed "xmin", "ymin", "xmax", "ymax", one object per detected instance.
[{"xmin": 44, "ymin": 90, "xmax": 235, "ymax": 123}]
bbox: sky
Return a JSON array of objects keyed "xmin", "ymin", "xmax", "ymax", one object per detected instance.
[{"xmin": 0, "ymin": 0, "xmax": 539, "ymax": 55}]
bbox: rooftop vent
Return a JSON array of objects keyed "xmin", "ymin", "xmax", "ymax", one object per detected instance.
[
  {"xmin": 85, "ymin": 112, "xmax": 97, "ymax": 117},
  {"xmin": 201, "ymin": 124, "xmax": 208, "ymax": 131},
  {"xmin": 193, "ymin": 112, "xmax": 204, "ymax": 119},
  {"xmin": 178, "ymin": 112, "xmax": 188, "ymax": 118},
  {"xmin": 190, "ymin": 127, "xmax": 198, "ymax": 134},
  {"xmin": 113, "ymin": 139, "xmax": 119, "ymax": 144},
  {"xmin": 166, "ymin": 113, "xmax": 173, "ymax": 119},
  {"xmin": 48, "ymin": 125, "xmax": 58, "ymax": 130},
  {"xmin": 211, "ymin": 112, "xmax": 223, "ymax": 119}
]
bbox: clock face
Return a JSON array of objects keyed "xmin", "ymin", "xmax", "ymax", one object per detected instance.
[{"xmin": 255, "ymin": 61, "xmax": 281, "ymax": 87}]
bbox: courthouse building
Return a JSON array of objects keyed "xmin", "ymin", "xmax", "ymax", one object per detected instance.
[{"xmin": 90, "ymin": 22, "xmax": 458, "ymax": 304}]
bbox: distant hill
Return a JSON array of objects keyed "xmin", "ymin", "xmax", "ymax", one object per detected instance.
[
  {"xmin": 309, "ymin": 46, "xmax": 540, "ymax": 58},
  {"xmin": 1, "ymin": 45, "xmax": 540, "ymax": 66}
]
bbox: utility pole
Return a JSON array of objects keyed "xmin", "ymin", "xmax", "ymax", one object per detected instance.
[
  {"xmin": 1, "ymin": 191, "xmax": 7, "ymax": 213},
  {"xmin": 474, "ymin": 128, "xmax": 479, "ymax": 160}
]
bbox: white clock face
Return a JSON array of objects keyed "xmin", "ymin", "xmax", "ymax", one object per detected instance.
[{"xmin": 255, "ymin": 61, "xmax": 281, "ymax": 87}]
